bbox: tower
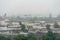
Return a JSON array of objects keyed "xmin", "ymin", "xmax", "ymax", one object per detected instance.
[{"xmin": 49, "ymin": 13, "xmax": 52, "ymax": 19}]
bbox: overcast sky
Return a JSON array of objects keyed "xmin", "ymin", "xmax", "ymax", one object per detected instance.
[{"xmin": 0, "ymin": 0, "xmax": 60, "ymax": 17}]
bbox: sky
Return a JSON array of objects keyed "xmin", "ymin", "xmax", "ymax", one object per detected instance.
[{"xmin": 0, "ymin": 0, "xmax": 60, "ymax": 17}]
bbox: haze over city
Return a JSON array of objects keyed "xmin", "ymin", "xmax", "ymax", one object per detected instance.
[
  {"xmin": 0, "ymin": 0, "xmax": 60, "ymax": 40},
  {"xmin": 0, "ymin": 0, "xmax": 60, "ymax": 17}
]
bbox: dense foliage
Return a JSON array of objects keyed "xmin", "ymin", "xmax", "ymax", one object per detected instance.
[{"xmin": 0, "ymin": 33, "xmax": 59, "ymax": 40}]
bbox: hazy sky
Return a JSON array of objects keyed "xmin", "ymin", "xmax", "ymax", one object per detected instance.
[{"xmin": 0, "ymin": 0, "xmax": 60, "ymax": 17}]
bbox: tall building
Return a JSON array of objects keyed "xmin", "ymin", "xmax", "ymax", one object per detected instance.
[
  {"xmin": 3, "ymin": 13, "xmax": 7, "ymax": 18},
  {"xmin": 49, "ymin": 13, "xmax": 52, "ymax": 19}
]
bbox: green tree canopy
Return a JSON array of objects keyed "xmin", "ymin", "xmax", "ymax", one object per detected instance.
[
  {"xmin": 54, "ymin": 22, "xmax": 60, "ymax": 28},
  {"xmin": 46, "ymin": 24, "xmax": 50, "ymax": 30},
  {"xmin": 21, "ymin": 24, "xmax": 26, "ymax": 32}
]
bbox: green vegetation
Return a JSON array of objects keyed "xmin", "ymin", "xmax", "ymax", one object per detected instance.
[
  {"xmin": 20, "ymin": 24, "xmax": 26, "ymax": 32},
  {"xmin": 0, "ymin": 33, "xmax": 59, "ymax": 40},
  {"xmin": 42, "ymin": 30, "xmax": 56, "ymax": 40},
  {"xmin": 19, "ymin": 21, "xmax": 22, "ymax": 25},
  {"xmin": 54, "ymin": 22, "xmax": 60, "ymax": 28},
  {"xmin": 19, "ymin": 22, "xmax": 26, "ymax": 32},
  {"xmin": 43, "ymin": 24, "xmax": 56, "ymax": 40},
  {"xmin": 46, "ymin": 24, "xmax": 50, "ymax": 30}
]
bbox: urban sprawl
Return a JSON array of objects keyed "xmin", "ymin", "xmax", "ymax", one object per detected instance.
[{"xmin": 0, "ymin": 14, "xmax": 60, "ymax": 36}]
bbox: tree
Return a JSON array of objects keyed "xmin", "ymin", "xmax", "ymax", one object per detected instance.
[
  {"xmin": 27, "ymin": 26, "xmax": 33, "ymax": 30},
  {"xmin": 14, "ymin": 34, "xmax": 27, "ymax": 40},
  {"xmin": 19, "ymin": 21, "xmax": 26, "ymax": 32},
  {"xmin": 19, "ymin": 21, "xmax": 22, "ymax": 25},
  {"xmin": 21, "ymin": 24, "xmax": 26, "ymax": 32},
  {"xmin": 27, "ymin": 34, "xmax": 37, "ymax": 40},
  {"xmin": 54, "ymin": 22, "xmax": 60, "ymax": 28},
  {"xmin": 42, "ymin": 30, "xmax": 56, "ymax": 40},
  {"xmin": 43, "ymin": 24, "xmax": 56, "ymax": 40},
  {"xmin": 46, "ymin": 24, "xmax": 50, "ymax": 30}
]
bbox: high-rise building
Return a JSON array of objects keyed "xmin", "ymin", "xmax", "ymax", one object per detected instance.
[{"xmin": 49, "ymin": 13, "xmax": 52, "ymax": 19}]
